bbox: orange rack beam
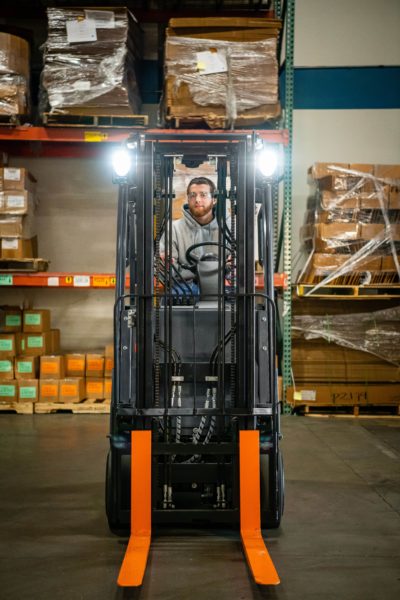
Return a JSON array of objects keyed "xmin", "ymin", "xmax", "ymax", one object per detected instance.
[{"xmin": 0, "ymin": 272, "xmax": 287, "ymax": 289}]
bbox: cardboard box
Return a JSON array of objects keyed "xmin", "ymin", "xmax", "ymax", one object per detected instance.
[
  {"xmin": 22, "ymin": 332, "xmax": 54, "ymax": 357},
  {"xmin": 0, "ymin": 236, "xmax": 37, "ymax": 259},
  {"xmin": 374, "ymin": 164, "xmax": 400, "ymax": 180},
  {"xmin": 86, "ymin": 354, "xmax": 105, "ymax": 378},
  {"xmin": 361, "ymin": 223, "xmax": 400, "ymax": 241},
  {"xmin": 0, "ymin": 333, "xmax": 16, "ymax": 358},
  {"xmin": 18, "ymin": 379, "xmax": 38, "ymax": 402},
  {"xmin": 0, "ymin": 190, "xmax": 33, "ymax": 215},
  {"xmin": 390, "ymin": 186, "xmax": 400, "ymax": 209},
  {"xmin": 23, "ymin": 309, "xmax": 51, "ymax": 333},
  {"xmin": 50, "ymin": 329, "xmax": 60, "ymax": 354},
  {"xmin": 104, "ymin": 378, "xmax": 112, "ymax": 400},
  {"xmin": 0, "ymin": 33, "xmax": 30, "ymax": 78},
  {"xmin": 0, "ymin": 357, "xmax": 14, "ymax": 380},
  {"xmin": 0, "ymin": 307, "xmax": 22, "ymax": 332},
  {"xmin": 0, "ymin": 380, "xmax": 17, "ymax": 402},
  {"xmin": 2, "ymin": 167, "xmax": 36, "ymax": 192},
  {"xmin": 40, "ymin": 355, "xmax": 65, "ymax": 379},
  {"xmin": 15, "ymin": 332, "xmax": 25, "ymax": 354},
  {"xmin": 59, "ymin": 378, "xmax": 85, "ymax": 403},
  {"xmin": 86, "ymin": 378, "xmax": 105, "ymax": 399},
  {"xmin": 0, "ymin": 214, "xmax": 36, "ymax": 238},
  {"xmin": 15, "ymin": 355, "xmax": 39, "ymax": 379},
  {"xmin": 65, "ymin": 353, "xmax": 85, "ymax": 377},
  {"xmin": 287, "ymin": 384, "xmax": 400, "ymax": 406},
  {"xmin": 39, "ymin": 379, "xmax": 59, "ymax": 402},
  {"xmin": 164, "ymin": 17, "xmax": 281, "ymax": 128}
]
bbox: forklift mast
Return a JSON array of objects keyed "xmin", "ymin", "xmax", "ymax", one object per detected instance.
[{"xmin": 107, "ymin": 130, "xmax": 283, "ymax": 587}]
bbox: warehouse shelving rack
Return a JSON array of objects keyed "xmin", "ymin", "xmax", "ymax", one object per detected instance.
[{"xmin": 0, "ymin": 0, "xmax": 296, "ymax": 404}]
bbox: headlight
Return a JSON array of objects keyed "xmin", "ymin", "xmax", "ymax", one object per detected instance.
[
  {"xmin": 112, "ymin": 148, "xmax": 132, "ymax": 179},
  {"xmin": 256, "ymin": 147, "xmax": 279, "ymax": 178}
]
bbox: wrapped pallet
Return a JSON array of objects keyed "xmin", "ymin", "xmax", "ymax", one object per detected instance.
[
  {"xmin": 297, "ymin": 163, "xmax": 400, "ymax": 289},
  {"xmin": 40, "ymin": 7, "xmax": 142, "ymax": 117},
  {"xmin": 0, "ymin": 33, "xmax": 30, "ymax": 117},
  {"xmin": 163, "ymin": 17, "xmax": 281, "ymax": 128}
]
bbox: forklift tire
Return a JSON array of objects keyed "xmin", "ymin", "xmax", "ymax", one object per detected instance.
[
  {"xmin": 260, "ymin": 450, "xmax": 285, "ymax": 529},
  {"xmin": 105, "ymin": 450, "xmax": 126, "ymax": 535}
]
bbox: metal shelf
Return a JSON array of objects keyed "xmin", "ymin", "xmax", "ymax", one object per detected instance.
[{"xmin": 0, "ymin": 271, "xmax": 287, "ymax": 289}]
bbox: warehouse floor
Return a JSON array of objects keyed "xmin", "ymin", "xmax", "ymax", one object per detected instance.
[{"xmin": 0, "ymin": 414, "xmax": 399, "ymax": 600}]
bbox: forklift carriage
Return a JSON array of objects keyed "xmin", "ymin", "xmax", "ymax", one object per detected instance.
[{"xmin": 106, "ymin": 130, "xmax": 284, "ymax": 586}]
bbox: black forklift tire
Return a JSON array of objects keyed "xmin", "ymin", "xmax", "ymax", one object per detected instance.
[
  {"xmin": 105, "ymin": 450, "xmax": 125, "ymax": 535},
  {"xmin": 260, "ymin": 450, "xmax": 285, "ymax": 529}
]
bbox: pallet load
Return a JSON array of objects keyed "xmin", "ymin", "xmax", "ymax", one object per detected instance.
[
  {"xmin": 0, "ymin": 167, "xmax": 41, "ymax": 265},
  {"xmin": 0, "ymin": 32, "xmax": 30, "ymax": 120},
  {"xmin": 288, "ymin": 305, "xmax": 400, "ymax": 415},
  {"xmin": 297, "ymin": 163, "xmax": 400, "ymax": 295},
  {"xmin": 40, "ymin": 7, "xmax": 143, "ymax": 124},
  {"xmin": 162, "ymin": 17, "xmax": 281, "ymax": 129}
]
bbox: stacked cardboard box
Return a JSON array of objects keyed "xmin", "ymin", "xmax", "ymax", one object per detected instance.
[
  {"xmin": 0, "ymin": 32, "xmax": 30, "ymax": 117},
  {"xmin": 0, "ymin": 167, "xmax": 38, "ymax": 259},
  {"xmin": 297, "ymin": 163, "xmax": 400, "ymax": 286},
  {"xmin": 163, "ymin": 16, "xmax": 281, "ymax": 128},
  {"xmin": 40, "ymin": 7, "xmax": 142, "ymax": 117}
]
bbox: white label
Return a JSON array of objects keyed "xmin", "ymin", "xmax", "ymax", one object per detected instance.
[
  {"xmin": 4, "ymin": 168, "xmax": 21, "ymax": 181},
  {"xmin": 301, "ymin": 390, "xmax": 316, "ymax": 402},
  {"xmin": 47, "ymin": 277, "xmax": 60, "ymax": 287},
  {"xmin": 73, "ymin": 80, "xmax": 91, "ymax": 91},
  {"xmin": 2, "ymin": 238, "xmax": 18, "ymax": 250},
  {"xmin": 84, "ymin": 10, "xmax": 115, "ymax": 28},
  {"xmin": 66, "ymin": 19, "xmax": 97, "ymax": 43},
  {"xmin": 196, "ymin": 50, "xmax": 227, "ymax": 75},
  {"xmin": 6, "ymin": 195, "xmax": 25, "ymax": 208},
  {"xmin": 73, "ymin": 275, "xmax": 90, "ymax": 287}
]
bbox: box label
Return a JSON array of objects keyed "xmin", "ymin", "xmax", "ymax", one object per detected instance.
[
  {"xmin": 20, "ymin": 386, "xmax": 36, "ymax": 399},
  {"xmin": 196, "ymin": 50, "xmax": 227, "ymax": 75},
  {"xmin": 6, "ymin": 315, "xmax": 21, "ymax": 327},
  {"xmin": 66, "ymin": 19, "xmax": 97, "ymax": 43},
  {"xmin": 87, "ymin": 382, "xmax": 103, "ymax": 394},
  {"xmin": 0, "ymin": 360, "xmax": 12, "ymax": 372},
  {"xmin": 0, "ymin": 384, "xmax": 15, "ymax": 397},
  {"xmin": 73, "ymin": 80, "xmax": 91, "ymax": 91},
  {"xmin": 17, "ymin": 361, "xmax": 32, "ymax": 373},
  {"xmin": 294, "ymin": 390, "xmax": 316, "ymax": 402},
  {"xmin": 42, "ymin": 362, "xmax": 58, "ymax": 374},
  {"xmin": 0, "ymin": 339, "xmax": 13, "ymax": 351},
  {"xmin": 27, "ymin": 336, "xmax": 43, "ymax": 348},
  {"xmin": 61, "ymin": 384, "xmax": 78, "ymax": 397},
  {"xmin": 25, "ymin": 314, "xmax": 41, "ymax": 325},
  {"xmin": 0, "ymin": 275, "xmax": 13, "ymax": 286},
  {"xmin": 4, "ymin": 168, "xmax": 20, "ymax": 181},
  {"xmin": 41, "ymin": 384, "xmax": 57, "ymax": 397},
  {"xmin": 87, "ymin": 359, "xmax": 103, "ymax": 371},
  {"xmin": 7, "ymin": 195, "xmax": 25, "ymax": 208},
  {"xmin": 2, "ymin": 239, "xmax": 18, "ymax": 250},
  {"xmin": 68, "ymin": 359, "xmax": 84, "ymax": 371}
]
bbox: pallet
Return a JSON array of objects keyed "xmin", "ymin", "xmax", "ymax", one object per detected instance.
[
  {"xmin": 0, "ymin": 258, "xmax": 49, "ymax": 273},
  {"xmin": 296, "ymin": 283, "xmax": 400, "ymax": 298},
  {"xmin": 0, "ymin": 401, "xmax": 34, "ymax": 415},
  {"xmin": 0, "ymin": 115, "xmax": 25, "ymax": 126},
  {"xmin": 292, "ymin": 404, "xmax": 400, "ymax": 417},
  {"xmin": 34, "ymin": 398, "xmax": 110, "ymax": 414},
  {"xmin": 42, "ymin": 113, "xmax": 148, "ymax": 128}
]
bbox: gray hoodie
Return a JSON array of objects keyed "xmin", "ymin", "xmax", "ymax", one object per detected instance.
[{"xmin": 160, "ymin": 204, "xmax": 229, "ymax": 281}]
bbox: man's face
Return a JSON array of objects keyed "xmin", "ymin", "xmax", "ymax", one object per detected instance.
[{"xmin": 187, "ymin": 184, "xmax": 214, "ymax": 221}]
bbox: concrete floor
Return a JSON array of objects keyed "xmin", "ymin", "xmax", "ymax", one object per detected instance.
[{"xmin": 0, "ymin": 414, "xmax": 399, "ymax": 600}]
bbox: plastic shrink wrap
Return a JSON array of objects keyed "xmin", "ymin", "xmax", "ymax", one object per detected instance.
[
  {"xmin": 40, "ymin": 7, "xmax": 141, "ymax": 116},
  {"xmin": 297, "ymin": 163, "xmax": 400, "ymax": 293},
  {"xmin": 0, "ymin": 33, "xmax": 30, "ymax": 116},
  {"xmin": 163, "ymin": 17, "xmax": 281, "ymax": 128}
]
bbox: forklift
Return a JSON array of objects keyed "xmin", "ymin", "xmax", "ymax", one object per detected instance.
[{"xmin": 106, "ymin": 130, "xmax": 284, "ymax": 587}]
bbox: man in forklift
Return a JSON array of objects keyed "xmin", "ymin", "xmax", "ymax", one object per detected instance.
[{"xmin": 160, "ymin": 177, "xmax": 231, "ymax": 296}]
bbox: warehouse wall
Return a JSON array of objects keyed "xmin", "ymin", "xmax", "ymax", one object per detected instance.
[{"xmin": 291, "ymin": 0, "xmax": 400, "ymax": 262}]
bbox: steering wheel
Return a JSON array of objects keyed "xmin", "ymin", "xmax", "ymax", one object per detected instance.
[{"xmin": 185, "ymin": 242, "xmax": 227, "ymax": 266}]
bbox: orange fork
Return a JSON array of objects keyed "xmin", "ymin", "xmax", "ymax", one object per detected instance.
[
  {"xmin": 240, "ymin": 430, "xmax": 280, "ymax": 585},
  {"xmin": 117, "ymin": 430, "xmax": 152, "ymax": 587}
]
